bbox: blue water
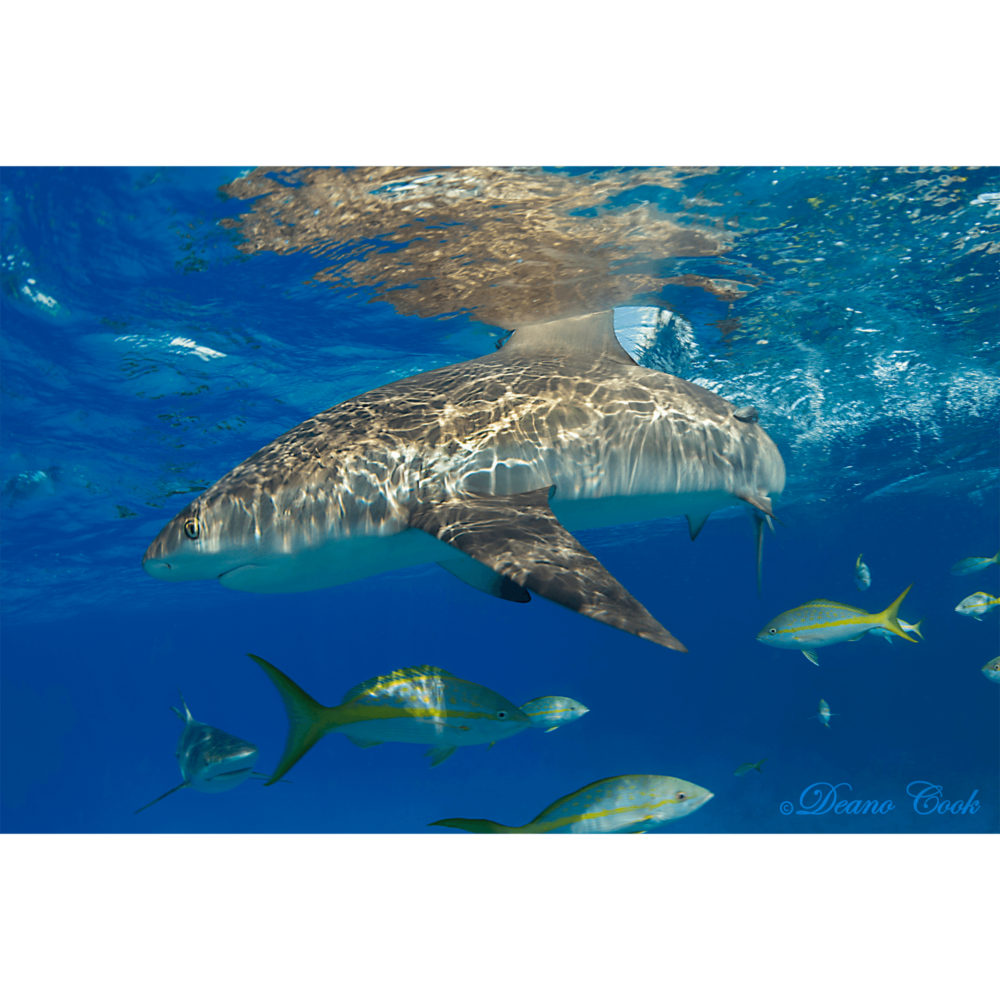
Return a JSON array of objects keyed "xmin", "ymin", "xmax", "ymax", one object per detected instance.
[{"xmin": 2, "ymin": 166, "xmax": 997, "ymax": 834}]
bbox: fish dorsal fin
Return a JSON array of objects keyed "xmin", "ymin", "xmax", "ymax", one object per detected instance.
[
  {"xmin": 342, "ymin": 665, "xmax": 457, "ymax": 704},
  {"xmin": 801, "ymin": 599, "xmax": 869, "ymax": 613},
  {"xmin": 410, "ymin": 487, "xmax": 686, "ymax": 651},
  {"xmin": 530, "ymin": 775, "xmax": 625, "ymax": 824},
  {"xmin": 499, "ymin": 311, "xmax": 638, "ymax": 366}
]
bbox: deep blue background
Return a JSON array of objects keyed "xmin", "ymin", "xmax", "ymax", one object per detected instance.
[{"xmin": 2, "ymin": 167, "xmax": 997, "ymax": 833}]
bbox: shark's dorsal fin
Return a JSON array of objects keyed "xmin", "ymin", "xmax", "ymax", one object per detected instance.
[
  {"xmin": 499, "ymin": 311, "xmax": 638, "ymax": 366},
  {"xmin": 410, "ymin": 487, "xmax": 686, "ymax": 651},
  {"xmin": 174, "ymin": 689, "xmax": 195, "ymax": 724}
]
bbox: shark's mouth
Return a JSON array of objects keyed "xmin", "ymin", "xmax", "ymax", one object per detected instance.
[{"xmin": 207, "ymin": 768, "xmax": 252, "ymax": 782}]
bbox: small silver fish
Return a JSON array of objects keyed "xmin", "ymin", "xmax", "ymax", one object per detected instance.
[
  {"xmin": 854, "ymin": 553, "xmax": 871, "ymax": 591},
  {"xmin": 810, "ymin": 698, "xmax": 838, "ymax": 728},
  {"xmin": 869, "ymin": 618, "xmax": 924, "ymax": 644},
  {"xmin": 982, "ymin": 656, "xmax": 1000, "ymax": 684},
  {"xmin": 954, "ymin": 592, "xmax": 1000, "ymax": 621},
  {"xmin": 430, "ymin": 774, "xmax": 714, "ymax": 834},
  {"xmin": 950, "ymin": 551, "xmax": 999, "ymax": 576},
  {"xmin": 757, "ymin": 585, "xmax": 916, "ymax": 664},
  {"xmin": 135, "ymin": 693, "xmax": 262, "ymax": 814},
  {"xmin": 250, "ymin": 656, "xmax": 531, "ymax": 780},
  {"xmin": 519, "ymin": 695, "xmax": 590, "ymax": 732},
  {"xmin": 734, "ymin": 758, "xmax": 766, "ymax": 777}
]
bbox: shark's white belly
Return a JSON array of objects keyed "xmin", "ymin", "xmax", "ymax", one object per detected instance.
[{"xmin": 217, "ymin": 489, "xmax": 737, "ymax": 594}]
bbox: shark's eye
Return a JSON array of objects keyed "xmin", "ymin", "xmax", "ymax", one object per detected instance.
[
  {"xmin": 184, "ymin": 518, "xmax": 201, "ymax": 540},
  {"xmin": 769, "ymin": 628, "xmax": 777, "ymax": 634},
  {"xmin": 497, "ymin": 711, "xmax": 508, "ymax": 719}
]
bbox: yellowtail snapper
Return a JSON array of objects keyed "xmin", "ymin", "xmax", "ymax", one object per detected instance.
[
  {"xmin": 982, "ymin": 656, "xmax": 1000, "ymax": 684},
  {"xmin": 430, "ymin": 774, "xmax": 713, "ymax": 834},
  {"xmin": 734, "ymin": 758, "xmax": 767, "ymax": 777},
  {"xmin": 519, "ymin": 695, "xmax": 590, "ymax": 732},
  {"xmin": 757, "ymin": 585, "xmax": 916, "ymax": 664},
  {"xmin": 954, "ymin": 593, "xmax": 1000, "ymax": 620},
  {"xmin": 249, "ymin": 655, "xmax": 531, "ymax": 781},
  {"xmin": 134, "ymin": 692, "xmax": 265, "ymax": 814},
  {"xmin": 950, "ymin": 551, "xmax": 999, "ymax": 576},
  {"xmin": 810, "ymin": 699, "xmax": 837, "ymax": 728},
  {"xmin": 854, "ymin": 553, "xmax": 871, "ymax": 591}
]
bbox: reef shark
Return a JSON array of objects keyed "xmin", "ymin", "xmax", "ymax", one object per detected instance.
[
  {"xmin": 134, "ymin": 692, "xmax": 264, "ymax": 814},
  {"xmin": 143, "ymin": 311, "xmax": 785, "ymax": 651}
]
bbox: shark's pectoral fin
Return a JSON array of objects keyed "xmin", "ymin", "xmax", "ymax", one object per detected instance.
[
  {"xmin": 409, "ymin": 487, "xmax": 687, "ymax": 651},
  {"xmin": 686, "ymin": 513, "xmax": 709, "ymax": 541},
  {"xmin": 134, "ymin": 781, "xmax": 189, "ymax": 815},
  {"xmin": 436, "ymin": 555, "xmax": 530, "ymax": 603}
]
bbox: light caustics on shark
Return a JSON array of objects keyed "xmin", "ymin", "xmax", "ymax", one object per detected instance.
[{"xmin": 143, "ymin": 311, "xmax": 785, "ymax": 650}]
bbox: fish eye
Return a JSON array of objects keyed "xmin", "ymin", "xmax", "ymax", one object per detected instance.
[
  {"xmin": 769, "ymin": 628, "xmax": 777, "ymax": 634},
  {"xmin": 184, "ymin": 518, "xmax": 201, "ymax": 540},
  {"xmin": 677, "ymin": 792, "xmax": 687, "ymax": 800},
  {"xmin": 497, "ymin": 711, "xmax": 507, "ymax": 719}
]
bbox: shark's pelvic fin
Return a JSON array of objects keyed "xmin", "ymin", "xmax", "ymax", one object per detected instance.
[
  {"xmin": 686, "ymin": 513, "xmax": 709, "ymax": 541},
  {"xmin": 499, "ymin": 311, "xmax": 638, "ymax": 366},
  {"xmin": 134, "ymin": 781, "xmax": 189, "ymax": 815},
  {"xmin": 409, "ymin": 486, "xmax": 687, "ymax": 652},
  {"xmin": 425, "ymin": 745, "xmax": 457, "ymax": 768},
  {"xmin": 436, "ymin": 555, "xmax": 530, "ymax": 603}
]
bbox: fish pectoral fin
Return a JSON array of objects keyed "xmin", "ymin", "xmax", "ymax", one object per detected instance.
[
  {"xmin": 544, "ymin": 726, "xmax": 559, "ymax": 733},
  {"xmin": 345, "ymin": 736, "xmax": 384, "ymax": 749},
  {"xmin": 686, "ymin": 512, "xmax": 710, "ymax": 541},
  {"xmin": 134, "ymin": 781, "xmax": 189, "ymax": 815},
  {"xmin": 847, "ymin": 634, "xmax": 865, "ymax": 642},
  {"xmin": 425, "ymin": 745, "xmax": 457, "ymax": 768},
  {"xmin": 436, "ymin": 555, "xmax": 530, "ymax": 603},
  {"xmin": 409, "ymin": 487, "xmax": 687, "ymax": 652},
  {"xmin": 802, "ymin": 650, "xmax": 820, "ymax": 665}
]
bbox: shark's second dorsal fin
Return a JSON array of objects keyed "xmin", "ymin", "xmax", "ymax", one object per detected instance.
[
  {"xmin": 499, "ymin": 311, "xmax": 638, "ymax": 366},
  {"xmin": 409, "ymin": 487, "xmax": 686, "ymax": 651}
]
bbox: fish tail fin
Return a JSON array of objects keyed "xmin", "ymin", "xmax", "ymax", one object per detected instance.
[
  {"xmin": 134, "ymin": 781, "xmax": 189, "ymax": 814},
  {"xmin": 993, "ymin": 551, "xmax": 1000, "ymax": 564},
  {"xmin": 876, "ymin": 584, "xmax": 917, "ymax": 641},
  {"xmin": 248, "ymin": 654, "xmax": 332, "ymax": 784},
  {"xmin": 909, "ymin": 618, "xmax": 925, "ymax": 640},
  {"xmin": 429, "ymin": 817, "xmax": 517, "ymax": 833},
  {"xmin": 755, "ymin": 758, "xmax": 767, "ymax": 771},
  {"xmin": 856, "ymin": 553, "xmax": 863, "ymax": 567}
]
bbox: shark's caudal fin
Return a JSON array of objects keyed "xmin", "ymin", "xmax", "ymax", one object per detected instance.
[
  {"xmin": 875, "ymin": 585, "xmax": 917, "ymax": 642},
  {"xmin": 134, "ymin": 781, "xmax": 189, "ymax": 814},
  {"xmin": 429, "ymin": 817, "xmax": 519, "ymax": 833},
  {"xmin": 409, "ymin": 486, "xmax": 687, "ymax": 652},
  {"xmin": 247, "ymin": 654, "xmax": 332, "ymax": 784},
  {"xmin": 754, "ymin": 513, "xmax": 764, "ymax": 597}
]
